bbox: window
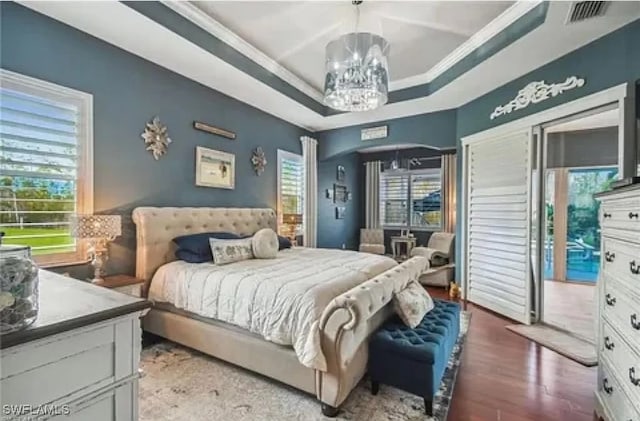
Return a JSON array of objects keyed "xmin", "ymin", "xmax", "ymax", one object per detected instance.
[
  {"xmin": 380, "ymin": 168, "xmax": 442, "ymax": 230},
  {"xmin": 0, "ymin": 70, "xmax": 93, "ymax": 265},
  {"xmin": 277, "ymin": 149, "xmax": 303, "ymax": 235}
]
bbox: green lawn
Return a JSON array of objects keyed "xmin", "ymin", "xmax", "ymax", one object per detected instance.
[{"xmin": 1, "ymin": 227, "xmax": 75, "ymax": 255}]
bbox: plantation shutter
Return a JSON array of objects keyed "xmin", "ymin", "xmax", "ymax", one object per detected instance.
[
  {"xmin": 380, "ymin": 173, "xmax": 409, "ymax": 227},
  {"xmin": 280, "ymin": 154, "xmax": 303, "ymax": 215},
  {"xmin": 466, "ymin": 130, "xmax": 533, "ymax": 324},
  {"xmin": 0, "ymin": 87, "xmax": 79, "ymax": 255}
]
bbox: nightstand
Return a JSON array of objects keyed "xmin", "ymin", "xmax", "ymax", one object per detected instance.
[{"xmin": 97, "ymin": 274, "xmax": 145, "ymax": 297}]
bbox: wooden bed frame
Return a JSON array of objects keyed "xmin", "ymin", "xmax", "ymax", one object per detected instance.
[{"xmin": 132, "ymin": 207, "xmax": 426, "ymax": 416}]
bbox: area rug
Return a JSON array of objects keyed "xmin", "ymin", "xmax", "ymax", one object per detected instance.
[
  {"xmin": 139, "ymin": 311, "xmax": 470, "ymax": 421},
  {"xmin": 505, "ymin": 323, "xmax": 597, "ymax": 367}
]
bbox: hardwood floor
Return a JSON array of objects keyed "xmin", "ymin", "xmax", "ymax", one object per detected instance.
[{"xmin": 428, "ymin": 288, "xmax": 597, "ymax": 421}]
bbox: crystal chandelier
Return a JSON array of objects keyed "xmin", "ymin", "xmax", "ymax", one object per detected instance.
[{"xmin": 324, "ymin": 1, "xmax": 390, "ymax": 112}]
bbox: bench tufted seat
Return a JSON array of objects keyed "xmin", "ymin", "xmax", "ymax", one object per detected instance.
[{"xmin": 368, "ymin": 299, "xmax": 461, "ymax": 415}]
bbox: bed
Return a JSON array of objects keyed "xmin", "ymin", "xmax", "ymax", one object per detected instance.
[{"xmin": 133, "ymin": 207, "xmax": 428, "ymax": 416}]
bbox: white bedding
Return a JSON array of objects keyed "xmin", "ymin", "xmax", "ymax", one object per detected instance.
[{"xmin": 148, "ymin": 247, "xmax": 397, "ymax": 371}]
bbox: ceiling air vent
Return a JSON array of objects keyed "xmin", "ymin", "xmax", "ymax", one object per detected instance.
[{"xmin": 567, "ymin": 1, "xmax": 609, "ymax": 23}]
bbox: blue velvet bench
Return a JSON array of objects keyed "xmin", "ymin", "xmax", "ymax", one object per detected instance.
[{"xmin": 368, "ymin": 299, "xmax": 461, "ymax": 415}]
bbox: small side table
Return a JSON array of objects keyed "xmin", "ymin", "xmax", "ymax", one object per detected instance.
[
  {"xmin": 97, "ymin": 275, "xmax": 145, "ymax": 297},
  {"xmin": 390, "ymin": 236, "xmax": 417, "ymax": 261}
]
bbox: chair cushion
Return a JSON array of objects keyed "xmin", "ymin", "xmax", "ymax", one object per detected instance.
[
  {"xmin": 359, "ymin": 244, "xmax": 386, "ymax": 255},
  {"xmin": 371, "ymin": 299, "xmax": 461, "ymax": 364}
]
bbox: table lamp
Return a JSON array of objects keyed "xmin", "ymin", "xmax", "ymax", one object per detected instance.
[
  {"xmin": 70, "ymin": 214, "xmax": 121, "ymax": 284},
  {"xmin": 282, "ymin": 213, "xmax": 302, "ymax": 240}
]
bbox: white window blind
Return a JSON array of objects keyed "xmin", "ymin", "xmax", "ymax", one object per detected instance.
[
  {"xmin": 380, "ymin": 169, "xmax": 442, "ymax": 229},
  {"xmin": 380, "ymin": 173, "xmax": 408, "ymax": 227},
  {"xmin": 0, "ymin": 70, "xmax": 92, "ymax": 264},
  {"xmin": 277, "ymin": 150, "xmax": 303, "ymax": 232}
]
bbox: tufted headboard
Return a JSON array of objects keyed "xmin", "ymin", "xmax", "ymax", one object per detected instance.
[{"xmin": 131, "ymin": 207, "xmax": 276, "ymax": 292}]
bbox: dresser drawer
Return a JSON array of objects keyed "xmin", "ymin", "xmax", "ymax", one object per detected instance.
[
  {"xmin": 602, "ymin": 197, "xmax": 640, "ymax": 232},
  {"xmin": 598, "ymin": 362, "xmax": 640, "ymax": 421},
  {"xmin": 601, "ymin": 321, "xmax": 640, "ymax": 407},
  {"xmin": 0, "ymin": 316, "xmax": 139, "ymax": 412},
  {"xmin": 603, "ymin": 278, "xmax": 640, "ymax": 352},
  {"xmin": 602, "ymin": 238, "xmax": 640, "ymax": 296}
]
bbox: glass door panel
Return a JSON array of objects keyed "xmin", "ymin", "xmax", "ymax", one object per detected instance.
[{"xmin": 565, "ymin": 167, "xmax": 618, "ymax": 282}]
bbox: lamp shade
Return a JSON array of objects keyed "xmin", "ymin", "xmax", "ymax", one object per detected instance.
[
  {"xmin": 282, "ymin": 213, "xmax": 303, "ymax": 225},
  {"xmin": 70, "ymin": 214, "xmax": 121, "ymax": 239}
]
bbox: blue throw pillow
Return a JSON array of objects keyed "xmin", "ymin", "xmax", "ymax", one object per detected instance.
[
  {"xmin": 277, "ymin": 235, "xmax": 292, "ymax": 250},
  {"xmin": 173, "ymin": 232, "xmax": 240, "ymax": 263}
]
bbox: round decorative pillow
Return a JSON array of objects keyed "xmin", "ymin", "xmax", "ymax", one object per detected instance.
[{"xmin": 252, "ymin": 228, "xmax": 279, "ymax": 259}]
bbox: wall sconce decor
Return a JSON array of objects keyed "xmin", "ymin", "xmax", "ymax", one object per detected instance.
[
  {"xmin": 141, "ymin": 116, "xmax": 171, "ymax": 160},
  {"xmin": 251, "ymin": 147, "xmax": 267, "ymax": 175}
]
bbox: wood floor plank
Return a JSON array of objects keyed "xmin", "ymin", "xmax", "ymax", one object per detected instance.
[{"xmin": 428, "ymin": 288, "xmax": 597, "ymax": 421}]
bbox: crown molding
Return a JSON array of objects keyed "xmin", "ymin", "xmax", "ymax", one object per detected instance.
[
  {"xmin": 161, "ymin": 0, "xmax": 325, "ymax": 104},
  {"xmin": 389, "ymin": 0, "xmax": 544, "ymax": 91}
]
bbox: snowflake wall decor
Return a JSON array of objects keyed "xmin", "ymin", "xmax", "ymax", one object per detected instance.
[{"xmin": 141, "ymin": 116, "xmax": 172, "ymax": 160}]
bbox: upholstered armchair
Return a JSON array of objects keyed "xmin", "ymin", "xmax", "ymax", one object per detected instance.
[
  {"xmin": 411, "ymin": 232, "xmax": 454, "ymax": 265},
  {"xmin": 410, "ymin": 232, "xmax": 455, "ymax": 287},
  {"xmin": 359, "ymin": 229, "xmax": 385, "ymax": 255}
]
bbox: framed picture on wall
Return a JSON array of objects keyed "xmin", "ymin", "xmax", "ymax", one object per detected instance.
[
  {"xmin": 195, "ymin": 146, "xmax": 235, "ymax": 189},
  {"xmin": 334, "ymin": 184, "xmax": 347, "ymax": 203},
  {"xmin": 337, "ymin": 165, "xmax": 346, "ymax": 182},
  {"xmin": 336, "ymin": 207, "xmax": 346, "ymax": 219}
]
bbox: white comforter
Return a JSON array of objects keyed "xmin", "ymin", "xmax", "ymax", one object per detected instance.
[{"xmin": 148, "ymin": 247, "xmax": 397, "ymax": 371}]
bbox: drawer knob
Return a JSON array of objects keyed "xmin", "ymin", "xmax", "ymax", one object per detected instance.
[
  {"xmin": 605, "ymin": 251, "xmax": 616, "ymax": 262},
  {"xmin": 604, "ymin": 336, "xmax": 615, "ymax": 350},
  {"xmin": 603, "ymin": 212, "xmax": 612, "ymax": 219},
  {"xmin": 630, "ymin": 367, "xmax": 640, "ymax": 386},
  {"xmin": 629, "ymin": 211, "xmax": 639, "ymax": 219},
  {"xmin": 632, "ymin": 314, "xmax": 640, "ymax": 330},
  {"xmin": 603, "ymin": 378, "xmax": 614, "ymax": 394},
  {"xmin": 605, "ymin": 294, "xmax": 617, "ymax": 306},
  {"xmin": 630, "ymin": 260, "xmax": 640, "ymax": 275}
]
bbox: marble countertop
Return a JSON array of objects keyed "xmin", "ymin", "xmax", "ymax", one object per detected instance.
[{"xmin": 1, "ymin": 270, "xmax": 151, "ymax": 349}]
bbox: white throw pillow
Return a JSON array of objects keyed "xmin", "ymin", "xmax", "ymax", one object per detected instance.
[
  {"xmin": 209, "ymin": 238, "xmax": 254, "ymax": 265},
  {"xmin": 393, "ymin": 281, "xmax": 434, "ymax": 328},
  {"xmin": 251, "ymin": 228, "xmax": 279, "ymax": 259}
]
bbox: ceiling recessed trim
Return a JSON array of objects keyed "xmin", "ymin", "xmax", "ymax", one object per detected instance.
[
  {"xmin": 163, "ymin": 0, "xmax": 323, "ymax": 103},
  {"xmin": 389, "ymin": 0, "xmax": 544, "ymax": 91},
  {"xmin": 163, "ymin": 0, "xmax": 543, "ymax": 101}
]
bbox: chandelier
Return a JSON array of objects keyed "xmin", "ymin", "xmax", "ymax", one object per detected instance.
[{"xmin": 324, "ymin": 1, "xmax": 390, "ymax": 112}]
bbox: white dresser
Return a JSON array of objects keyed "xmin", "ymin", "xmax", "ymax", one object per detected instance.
[
  {"xmin": 0, "ymin": 270, "xmax": 150, "ymax": 421},
  {"xmin": 595, "ymin": 184, "xmax": 640, "ymax": 421}
]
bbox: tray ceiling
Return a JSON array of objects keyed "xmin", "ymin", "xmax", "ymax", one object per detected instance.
[{"xmin": 192, "ymin": 1, "xmax": 513, "ymax": 91}]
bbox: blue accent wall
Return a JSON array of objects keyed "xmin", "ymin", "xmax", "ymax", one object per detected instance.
[
  {"xmin": 317, "ymin": 109, "xmax": 457, "ymax": 160},
  {"xmin": 317, "ymin": 153, "xmax": 362, "ymax": 250},
  {"xmin": 453, "ymin": 18, "xmax": 640, "ymax": 271},
  {"xmin": 1, "ymin": 2, "xmax": 309, "ymax": 278},
  {"xmin": 315, "ymin": 110, "xmax": 456, "ymax": 251},
  {"xmin": 456, "ymin": 19, "xmax": 640, "ymax": 138}
]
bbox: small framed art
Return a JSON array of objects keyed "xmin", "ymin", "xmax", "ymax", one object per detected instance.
[
  {"xmin": 195, "ymin": 146, "xmax": 235, "ymax": 189},
  {"xmin": 336, "ymin": 207, "xmax": 346, "ymax": 219}
]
